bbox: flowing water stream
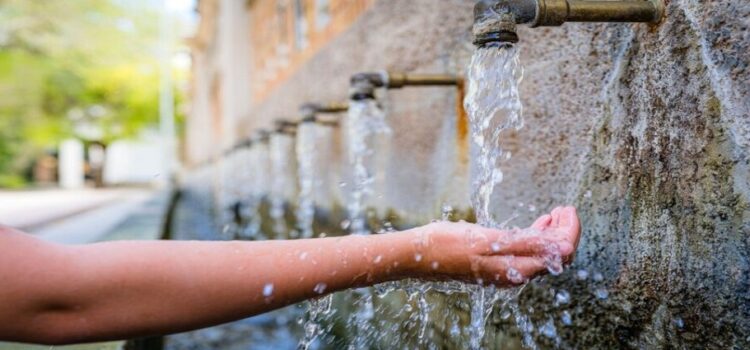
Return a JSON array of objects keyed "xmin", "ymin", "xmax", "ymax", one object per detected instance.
[
  {"xmin": 296, "ymin": 121, "xmax": 338, "ymax": 350},
  {"xmin": 243, "ymin": 141, "xmax": 271, "ymax": 239},
  {"xmin": 464, "ymin": 42, "xmax": 526, "ymax": 349},
  {"xmin": 345, "ymin": 99, "xmax": 391, "ymax": 349},
  {"xmin": 270, "ymin": 133, "xmax": 296, "ymax": 238},
  {"xmin": 345, "ymin": 99, "xmax": 391, "ymax": 235},
  {"xmin": 295, "ymin": 122, "xmax": 317, "ymax": 240}
]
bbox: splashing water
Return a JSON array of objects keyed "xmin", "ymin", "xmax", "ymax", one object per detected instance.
[
  {"xmin": 463, "ymin": 43, "xmax": 524, "ymax": 349},
  {"xmin": 344, "ymin": 99, "xmax": 390, "ymax": 348},
  {"xmin": 296, "ymin": 122, "xmax": 318, "ymax": 239},
  {"xmin": 346, "ymin": 99, "xmax": 391, "ymax": 235},
  {"xmin": 296, "ymin": 122, "xmax": 340, "ymax": 349},
  {"xmin": 270, "ymin": 133, "xmax": 295, "ymax": 238}
]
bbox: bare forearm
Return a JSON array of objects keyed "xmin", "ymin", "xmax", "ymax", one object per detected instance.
[
  {"xmin": 0, "ymin": 207, "xmax": 581, "ymax": 345},
  {"xmin": 15, "ymin": 232, "xmax": 418, "ymax": 344}
]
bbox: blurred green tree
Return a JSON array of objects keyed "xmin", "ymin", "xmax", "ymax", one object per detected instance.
[{"xmin": 0, "ymin": 0, "xmax": 185, "ymax": 187}]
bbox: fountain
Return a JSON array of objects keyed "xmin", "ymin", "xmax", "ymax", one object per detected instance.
[{"xmin": 175, "ymin": 0, "xmax": 694, "ymax": 347}]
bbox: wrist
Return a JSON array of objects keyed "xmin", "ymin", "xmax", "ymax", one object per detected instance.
[{"xmin": 365, "ymin": 229, "xmax": 423, "ymax": 282}]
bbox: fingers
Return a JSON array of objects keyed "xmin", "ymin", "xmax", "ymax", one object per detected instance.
[
  {"xmin": 479, "ymin": 255, "xmax": 547, "ymax": 286},
  {"xmin": 490, "ymin": 235, "xmax": 574, "ymax": 257},
  {"xmin": 551, "ymin": 207, "xmax": 563, "ymax": 227},
  {"xmin": 531, "ymin": 214, "xmax": 552, "ymax": 230}
]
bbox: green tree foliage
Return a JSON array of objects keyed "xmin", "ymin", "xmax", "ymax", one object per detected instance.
[{"xmin": 0, "ymin": 0, "xmax": 185, "ymax": 186}]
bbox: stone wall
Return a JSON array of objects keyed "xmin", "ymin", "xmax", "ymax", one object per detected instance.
[{"xmin": 229, "ymin": 0, "xmax": 749, "ymax": 348}]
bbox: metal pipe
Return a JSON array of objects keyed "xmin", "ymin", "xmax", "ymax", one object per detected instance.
[
  {"xmin": 251, "ymin": 130, "xmax": 271, "ymax": 143},
  {"xmin": 350, "ymin": 71, "xmax": 462, "ymax": 100},
  {"xmin": 386, "ymin": 73, "xmax": 462, "ymax": 88},
  {"xmin": 535, "ymin": 0, "xmax": 663, "ymax": 26},
  {"xmin": 473, "ymin": 0, "xmax": 664, "ymax": 46},
  {"xmin": 299, "ymin": 102, "xmax": 348, "ymax": 126},
  {"xmin": 274, "ymin": 120, "xmax": 299, "ymax": 135}
]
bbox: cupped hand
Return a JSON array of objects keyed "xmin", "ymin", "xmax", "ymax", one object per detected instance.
[{"xmin": 412, "ymin": 206, "xmax": 581, "ymax": 286}]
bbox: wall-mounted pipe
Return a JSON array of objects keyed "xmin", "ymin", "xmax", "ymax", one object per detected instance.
[
  {"xmin": 274, "ymin": 120, "xmax": 299, "ymax": 135},
  {"xmin": 473, "ymin": 0, "xmax": 664, "ymax": 46},
  {"xmin": 251, "ymin": 129, "xmax": 272, "ymax": 144},
  {"xmin": 350, "ymin": 72, "xmax": 463, "ymax": 101},
  {"xmin": 299, "ymin": 102, "xmax": 348, "ymax": 126}
]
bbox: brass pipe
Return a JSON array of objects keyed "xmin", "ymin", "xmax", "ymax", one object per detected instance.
[
  {"xmin": 274, "ymin": 120, "xmax": 299, "ymax": 135},
  {"xmin": 252, "ymin": 129, "xmax": 271, "ymax": 143},
  {"xmin": 536, "ymin": 0, "xmax": 664, "ymax": 26},
  {"xmin": 386, "ymin": 73, "xmax": 462, "ymax": 88},
  {"xmin": 299, "ymin": 102, "xmax": 348, "ymax": 126},
  {"xmin": 473, "ymin": 0, "xmax": 664, "ymax": 46},
  {"xmin": 350, "ymin": 72, "xmax": 463, "ymax": 100}
]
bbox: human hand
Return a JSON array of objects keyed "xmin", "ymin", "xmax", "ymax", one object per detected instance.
[{"xmin": 410, "ymin": 206, "xmax": 581, "ymax": 286}]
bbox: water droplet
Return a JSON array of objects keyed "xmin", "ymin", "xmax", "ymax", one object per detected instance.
[
  {"xmin": 490, "ymin": 242, "xmax": 502, "ymax": 253},
  {"xmin": 340, "ymin": 220, "xmax": 351, "ymax": 230},
  {"xmin": 414, "ymin": 253, "xmax": 423, "ymax": 262},
  {"xmin": 673, "ymin": 317, "xmax": 684, "ymax": 329},
  {"xmin": 500, "ymin": 310, "xmax": 512, "ymax": 320},
  {"xmin": 373, "ymin": 255, "xmax": 383, "ymax": 264},
  {"xmin": 555, "ymin": 290, "xmax": 571, "ymax": 305},
  {"xmin": 339, "ymin": 182, "xmax": 348, "ymax": 188},
  {"xmin": 544, "ymin": 254, "xmax": 564, "ymax": 276},
  {"xmin": 584, "ymin": 190, "xmax": 593, "ymax": 199},
  {"xmin": 595, "ymin": 288, "xmax": 609, "ymax": 300},
  {"xmin": 561, "ymin": 311, "xmax": 573, "ymax": 326},
  {"xmin": 431, "ymin": 261, "xmax": 440, "ymax": 270},
  {"xmin": 506, "ymin": 268, "xmax": 525, "ymax": 284},
  {"xmin": 450, "ymin": 322, "xmax": 461, "ymax": 337},
  {"xmin": 299, "ymin": 252, "xmax": 309, "ymax": 260},
  {"xmin": 441, "ymin": 205, "xmax": 454, "ymax": 220},
  {"xmin": 528, "ymin": 205, "xmax": 537, "ymax": 212},
  {"xmin": 539, "ymin": 318, "xmax": 557, "ymax": 339},
  {"xmin": 576, "ymin": 269, "xmax": 589, "ymax": 280},
  {"xmin": 263, "ymin": 283, "xmax": 274, "ymax": 297},
  {"xmin": 593, "ymin": 272, "xmax": 604, "ymax": 282},
  {"xmin": 313, "ymin": 283, "xmax": 327, "ymax": 295}
]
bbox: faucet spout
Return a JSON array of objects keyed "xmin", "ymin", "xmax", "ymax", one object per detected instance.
[{"xmin": 473, "ymin": 0, "xmax": 664, "ymax": 46}]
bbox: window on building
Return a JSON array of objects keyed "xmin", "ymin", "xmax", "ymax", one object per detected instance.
[
  {"xmin": 293, "ymin": 0, "xmax": 309, "ymax": 50},
  {"xmin": 315, "ymin": 0, "xmax": 331, "ymax": 30}
]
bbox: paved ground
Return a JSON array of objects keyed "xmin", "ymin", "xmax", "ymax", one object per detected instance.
[
  {"xmin": 0, "ymin": 187, "xmax": 172, "ymax": 350},
  {"xmin": 0, "ymin": 188, "xmax": 151, "ymax": 232}
]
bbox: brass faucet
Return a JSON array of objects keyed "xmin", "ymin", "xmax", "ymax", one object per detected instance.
[
  {"xmin": 274, "ymin": 120, "xmax": 300, "ymax": 135},
  {"xmin": 299, "ymin": 102, "xmax": 349, "ymax": 126},
  {"xmin": 473, "ymin": 0, "xmax": 664, "ymax": 46},
  {"xmin": 350, "ymin": 72, "xmax": 462, "ymax": 101}
]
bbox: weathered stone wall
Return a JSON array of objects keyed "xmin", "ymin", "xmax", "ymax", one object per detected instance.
[{"xmin": 233, "ymin": 0, "xmax": 749, "ymax": 348}]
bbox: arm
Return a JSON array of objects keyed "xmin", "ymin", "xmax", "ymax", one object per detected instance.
[{"xmin": 0, "ymin": 207, "xmax": 579, "ymax": 345}]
